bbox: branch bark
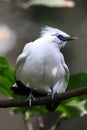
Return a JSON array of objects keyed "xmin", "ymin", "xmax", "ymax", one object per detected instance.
[{"xmin": 0, "ymin": 86, "xmax": 87, "ymax": 108}]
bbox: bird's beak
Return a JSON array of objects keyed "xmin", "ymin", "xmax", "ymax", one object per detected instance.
[{"xmin": 68, "ymin": 37, "xmax": 78, "ymax": 41}]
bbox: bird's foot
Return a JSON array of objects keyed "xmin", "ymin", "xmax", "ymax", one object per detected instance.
[
  {"xmin": 46, "ymin": 90, "xmax": 58, "ymax": 111},
  {"xmin": 47, "ymin": 90, "xmax": 55, "ymax": 101},
  {"xmin": 26, "ymin": 92, "xmax": 36, "ymax": 107}
]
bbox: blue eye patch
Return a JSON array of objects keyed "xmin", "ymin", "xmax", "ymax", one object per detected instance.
[{"xmin": 55, "ymin": 34, "xmax": 70, "ymax": 42}]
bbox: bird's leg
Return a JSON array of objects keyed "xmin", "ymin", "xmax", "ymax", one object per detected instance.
[
  {"xmin": 46, "ymin": 88, "xmax": 59, "ymax": 111},
  {"xmin": 25, "ymin": 90, "xmax": 36, "ymax": 107},
  {"xmin": 47, "ymin": 88, "xmax": 55, "ymax": 101}
]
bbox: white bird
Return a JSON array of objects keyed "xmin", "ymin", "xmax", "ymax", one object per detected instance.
[{"xmin": 12, "ymin": 26, "xmax": 76, "ymax": 111}]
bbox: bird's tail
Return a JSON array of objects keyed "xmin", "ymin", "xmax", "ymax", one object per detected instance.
[
  {"xmin": 11, "ymin": 81, "xmax": 47, "ymax": 97},
  {"xmin": 11, "ymin": 81, "xmax": 30, "ymax": 96},
  {"xmin": 45, "ymin": 100, "xmax": 61, "ymax": 111}
]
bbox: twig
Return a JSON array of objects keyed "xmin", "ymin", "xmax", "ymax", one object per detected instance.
[
  {"xmin": 0, "ymin": 86, "xmax": 87, "ymax": 108},
  {"xmin": 49, "ymin": 113, "xmax": 67, "ymax": 130},
  {"xmin": 38, "ymin": 115, "xmax": 44, "ymax": 130}
]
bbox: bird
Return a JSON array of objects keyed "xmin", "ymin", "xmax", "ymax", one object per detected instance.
[{"xmin": 11, "ymin": 26, "xmax": 76, "ymax": 111}]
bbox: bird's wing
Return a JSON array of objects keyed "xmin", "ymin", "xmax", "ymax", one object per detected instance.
[
  {"xmin": 15, "ymin": 52, "xmax": 27, "ymax": 70},
  {"xmin": 15, "ymin": 42, "xmax": 32, "ymax": 70},
  {"xmin": 60, "ymin": 52, "xmax": 69, "ymax": 81},
  {"xmin": 63, "ymin": 63, "xmax": 69, "ymax": 81}
]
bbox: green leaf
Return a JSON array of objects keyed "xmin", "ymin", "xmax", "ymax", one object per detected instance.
[
  {"xmin": 57, "ymin": 73, "xmax": 87, "ymax": 117},
  {"xmin": 19, "ymin": 0, "xmax": 75, "ymax": 9},
  {"xmin": 0, "ymin": 56, "xmax": 15, "ymax": 97},
  {"xmin": 28, "ymin": 0, "xmax": 68, "ymax": 7},
  {"xmin": 67, "ymin": 73, "xmax": 87, "ymax": 90}
]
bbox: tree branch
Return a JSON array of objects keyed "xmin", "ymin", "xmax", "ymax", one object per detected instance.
[{"xmin": 0, "ymin": 86, "xmax": 87, "ymax": 108}]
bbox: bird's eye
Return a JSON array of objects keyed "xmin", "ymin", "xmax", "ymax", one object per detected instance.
[{"xmin": 57, "ymin": 35, "xmax": 67, "ymax": 42}]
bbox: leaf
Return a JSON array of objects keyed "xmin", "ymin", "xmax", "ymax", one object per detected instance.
[
  {"xmin": 17, "ymin": 0, "xmax": 75, "ymax": 9},
  {"xmin": 67, "ymin": 73, "xmax": 87, "ymax": 90},
  {"xmin": 57, "ymin": 73, "xmax": 87, "ymax": 117},
  {"xmin": 0, "ymin": 56, "xmax": 15, "ymax": 97},
  {"xmin": 28, "ymin": 0, "xmax": 69, "ymax": 7}
]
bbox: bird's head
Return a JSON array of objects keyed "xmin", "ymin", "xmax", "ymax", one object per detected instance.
[{"xmin": 41, "ymin": 26, "xmax": 77, "ymax": 49}]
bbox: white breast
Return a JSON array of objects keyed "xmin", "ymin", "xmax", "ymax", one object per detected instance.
[{"xmin": 15, "ymin": 38, "xmax": 69, "ymax": 94}]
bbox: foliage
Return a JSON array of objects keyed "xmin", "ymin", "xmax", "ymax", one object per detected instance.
[
  {"xmin": 57, "ymin": 73, "xmax": 87, "ymax": 117},
  {"xmin": 18, "ymin": 0, "xmax": 75, "ymax": 9},
  {"xmin": 28, "ymin": 0, "xmax": 72, "ymax": 7},
  {"xmin": 0, "ymin": 56, "xmax": 87, "ymax": 118},
  {"xmin": 0, "ymin": 56, "xmax": 15, "ymax": 97}
]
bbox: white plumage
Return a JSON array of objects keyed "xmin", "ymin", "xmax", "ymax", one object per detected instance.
[{"xmin": 12, "ymin": 26, "xmax": 75, "ymax": 111}]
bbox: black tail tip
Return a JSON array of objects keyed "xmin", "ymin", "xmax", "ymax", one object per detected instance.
[{"xmin": 45, "ymin": 101, "xmax": 61, "ymax": 111}]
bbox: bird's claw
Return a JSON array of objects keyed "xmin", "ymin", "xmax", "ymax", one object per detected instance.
[
  {"xmin": 47, "ymin": 91, "xmax": 55, "ymax": 101},
  {"xmin": 25, "ymin": 92, "xmax": 36, "ymax": 107}
]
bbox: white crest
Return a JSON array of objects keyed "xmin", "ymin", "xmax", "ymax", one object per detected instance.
[{"xmin": 40, "ymin": 26, "xmax": 69, "ymax": 37}]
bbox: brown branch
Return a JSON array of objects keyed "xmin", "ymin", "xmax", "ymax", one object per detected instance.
[{"xmin": 0, "ymin": 86, "xmax": 87, "ymax": 108}]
